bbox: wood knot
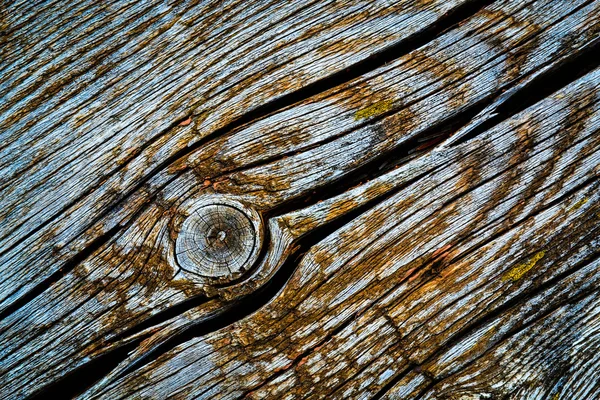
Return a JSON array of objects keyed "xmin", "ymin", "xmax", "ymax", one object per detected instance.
[{"xmin": 176, "ymin": 199, "xmax": 263, "ymax": 282}]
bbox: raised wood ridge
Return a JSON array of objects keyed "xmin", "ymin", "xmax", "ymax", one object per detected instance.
[{"xmin": 1, "ymin": 0, "xmax": 599, "ymax": 398}]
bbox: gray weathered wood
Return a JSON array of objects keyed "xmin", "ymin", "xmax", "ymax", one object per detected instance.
[
  {"xmin": 0, "ymin": 0, "xmax": 599, "ymax": 398},
  {"xmin": 82, "ymin": 65, "xmax": 600, "ymax": 399},
  {"xmin": 0, "ymin": 0, "xmax": 473, "ymax": 313},
  {"xmin": 175, "ymin": 197, "xmax": 263, "ymax": 282}
]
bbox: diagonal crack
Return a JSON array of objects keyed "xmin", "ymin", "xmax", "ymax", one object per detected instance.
[
  {"xmin": 0, "ymin": 0, "xmax": 499, "ymax": 322},
  {"xmin": 84, "ymin": 46, "xmax": 600, "ymax": 395},
  {"xmin": 10, "ymin": 0, "xmax": 600, "ymax": 397}
]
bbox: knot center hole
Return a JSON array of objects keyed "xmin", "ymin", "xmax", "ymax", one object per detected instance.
[{"xmin": 207, "ymin": 227, "xmax": 228, "ymax": 244}]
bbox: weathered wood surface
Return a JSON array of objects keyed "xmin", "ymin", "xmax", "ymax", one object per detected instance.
[{"xmin": 1, "ymin": 0, "xmax": 599, "ymax": 398}]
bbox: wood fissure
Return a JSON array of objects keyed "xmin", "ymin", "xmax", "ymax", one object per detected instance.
[
  {"xmin": 1, "ymin": 0, "xmax": 507, "ymax": 329},
  {"xmin": 25, "ymin": 21, "xmax": 600, "ymax": 396},
  {"xmin": 378, "ymin": 223, "xmax": 600, "ymax": 399},
  {"xmin": 2, "ymin": 0, "xmax": 600, "ymax": 398},
  {"xmin": 0, "ymin": 0, "xmax": 487, "ymax": 259},
  {"xmin": 83, "ymin": 67, "xmax": 600, "ymax": 398},
  {"xmin": 0, "ymin": 0, "xmax": 501, "ymax": 329}
]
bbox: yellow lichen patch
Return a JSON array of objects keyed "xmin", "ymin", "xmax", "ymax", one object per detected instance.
[
  {"xmin": 354, "ymin": 100, "xmax": 394, "ymax": 121},
  {"xmin": 568, "ymin": 197, "xmax": 589, "ymax": 213},
  {"xmin": 503, "ymin": 250, "xmax": 546, "ymax": 282}
]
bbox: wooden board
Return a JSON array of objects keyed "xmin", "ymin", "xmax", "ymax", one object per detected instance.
[{"xmin": 1, "ymin": 0, "xmax": 599, "ymax": 398}]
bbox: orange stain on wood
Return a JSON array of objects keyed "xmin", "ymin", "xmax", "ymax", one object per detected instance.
[{"xmin": 179, "ymin": 116, "xmax": 193, "ymax": 126}]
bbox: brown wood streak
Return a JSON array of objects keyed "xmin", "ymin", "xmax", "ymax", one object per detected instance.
[
  {"xmin": 86, "ymin": 67, "xmax": 600, "ymax": 399},
  {"xmin": 0, "ymin": 0, "xmax": 471, "ymax": 313},
  {"xmin": 0, "ymin": 0, "xmax": 599, "ymax": 398}
]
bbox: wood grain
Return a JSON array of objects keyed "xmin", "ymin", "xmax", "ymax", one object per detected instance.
[
  {"xmin": 85, "ymin": 65, "xmax": 600, "ymax": 399},
  {"xmin": 175, "ymin": 197, "xmax": 263, "ymax": 282},
  {"xmin": 0, "ymin": 0, "xmax": 476, "ymax": 313},
  {"xmin": 1, "ymin": 0, "xmax": 599, "ymax": 398}
]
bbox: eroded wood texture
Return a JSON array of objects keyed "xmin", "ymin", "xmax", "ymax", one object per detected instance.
[
  {"xmin": 0, "ymin": 0, "xmax": 475, "ymax": 310},
  {"xmin": 83, "ymin": 66, "xmax": 600, "ymax": 400},
  {"xmin": 1, "ymin": 0, "xmax": 599, "ymax": 398}
]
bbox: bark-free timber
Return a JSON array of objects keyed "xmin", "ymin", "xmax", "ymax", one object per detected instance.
[{"xmin": 0, "ymin": 0, "xmax": 599, "ymax": 399}]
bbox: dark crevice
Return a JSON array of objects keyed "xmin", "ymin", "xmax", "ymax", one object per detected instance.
[
  {"xmin": 210, "ymin": 0, "xmax": 537, "ymax": 185},
  {"xmin": 113, "ymin": 158, "xmax": 440, "ymax": 381},
  {"xmin": 16, "ymin": 58, "xmax": 598, "ymax": 395},
  {"xmin": 106, "ymin": 297, "xmax": 210, "ymax": 346},
  {"xmin": 206, "ymin": 86, "xmax": 494, "ymax": 195},
  {"xmin": 82, "ymin": 65, "xmax": 495, "ymax": 390},
  {"xmin": 26, "ymin": 338, "xmax": 145, "ymax": 400},
  {"xmin": 96, "ymin": 0, "xmax": 498, "ymax": 222},
  {"xmin": 0, "ymin": 224, "xmax": 121, "ymax": 323},
  {"xmin": 177, "ymin": 0, "xmax": 496, "ymax": 164},
  {"xmin": 11, "ymin": 0, "xmax": 600, "ymax": 396},
  {"xmin": 370, "ymin": 364, "xmax": 421, "ymax": 400},
  {"xmin": 0, "ymin": 172, "xmax": 183, "ymax": 324},
  {"xmin": 305, "ymin": 133, "xmax": 600, "ymax": 399},
  {"xmin": 452, "ymin": 36, "xmax": 600, "ymax": 146},
  {"xmin": 222, "ymin": 33, "xmax": 600, "ymax": 223},
  {"xmin": 263, "ymin": 96, "xmax": 494, "ymax": 220},
  {"xmin": 19, "ymin": 0, "xmax": 497, "ymax": 258},
  {"xmin": 204, "ymin": 82, "xmax": 600, "ymax": 393},
  {"xmin": 195, "ymin": 0, "xmax": 533, "ymax": 185},
  {"xmin": 1, "ymin": 0, "xmax": 501, "ymax": 355},
  {"xmin": 0, "ymin": 0, "xmax": 495, "ymax": 325},
  {"xmin": 88, "ymin": 61, "xmax": 599, "ymax": 382}
]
